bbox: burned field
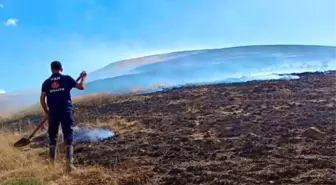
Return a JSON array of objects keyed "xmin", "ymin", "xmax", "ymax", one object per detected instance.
[{"xmin": 2, "ymin": 71, "xmax": 336, "ymax": 185}]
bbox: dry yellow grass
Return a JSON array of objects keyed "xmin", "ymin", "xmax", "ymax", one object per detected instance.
[
  {"xmin": 0, "ymin": 92, "xmax": 150, "ymax": 185},
  {"xmin": 0, "ymin": 132, "xmax": 59, "ymax": 184},
  {"xmin": 0, "ymin": 117, "xmax": 146, "ymax": 184},
  {"xmin": 0, "ymin": 127, "xmax": 147, "ymax": 185}
]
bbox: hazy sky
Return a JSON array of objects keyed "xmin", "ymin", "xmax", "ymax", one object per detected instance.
[{"xmin": 0, "ymin": 0, "xmax": 335, "ymax": 92}]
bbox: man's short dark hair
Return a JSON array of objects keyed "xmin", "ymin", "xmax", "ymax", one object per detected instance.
[{"xmin": 51, "ymin": 61, "xmax": 62, "ymax": 70}]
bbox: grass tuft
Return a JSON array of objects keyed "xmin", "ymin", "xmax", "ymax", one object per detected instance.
[{"xmin": 2, "ymin": 178, "xmax": 44, "ymax": 185}]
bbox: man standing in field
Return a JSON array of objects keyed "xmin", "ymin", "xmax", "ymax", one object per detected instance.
[{"xmin": 40, "ymin": 61, "xmax": 86, "ymax": 172}]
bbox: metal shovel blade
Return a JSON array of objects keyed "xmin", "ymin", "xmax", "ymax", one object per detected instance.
[
  {"xmin": 13, "ymin": 118, "xmax": 49, "ymax": 148},
  {"xmin": 13, "ymin": 137, "xmax": 31, "ymax": 147}
]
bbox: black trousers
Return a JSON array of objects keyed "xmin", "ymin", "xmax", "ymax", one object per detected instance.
[{"xmin": 48, "ymin": 109, "xmax": 75, "ymax": 146}]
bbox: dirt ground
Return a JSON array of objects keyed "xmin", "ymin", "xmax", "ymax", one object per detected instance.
[{"xmin": 3, "ymin": 71, "xmax": 336, "ymax": 185}]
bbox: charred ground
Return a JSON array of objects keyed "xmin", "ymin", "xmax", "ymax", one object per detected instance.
[{"xmin": 1, "ymin": 71, "xmax": 336, "ymax": 185}]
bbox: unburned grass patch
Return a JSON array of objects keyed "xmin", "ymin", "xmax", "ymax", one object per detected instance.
[
  {"xmin": 2, "ymin": 178, "xmax": 44, "ymax": 185},
  {"xmin": 0, "ymin": 132, "xmax": 148, "ymax": 185},
  {"xmin": 55, "ymin": 166, "xmax": 149, "ymax": 185},
  {"xmin": 0, "ymin": 133, "xmax": 59, "ymax": 182}
]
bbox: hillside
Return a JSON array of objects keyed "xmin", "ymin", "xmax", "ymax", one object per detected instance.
[
  {"xmin": 72, "ymin": 44, "xmax": 336, "ymax": 94},
  {"xmin": 87, "ymin": 49, "xmax": 204, "ymax": 82},
  {"xmin": 1, "ymin": 45, "xmax": 335, "ymax": 115},
  {"xmin": 1, "ymin": 71, "xmax": 335, "ymax": 185}
]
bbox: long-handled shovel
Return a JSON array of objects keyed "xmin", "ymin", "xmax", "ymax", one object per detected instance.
[
  {"xmin": 14, "ymin": 118, "xmax": 48, "ymax": 147},
  {"xmin": 13, "ymin": 75, "xmax": 82, "ymax": 148}
]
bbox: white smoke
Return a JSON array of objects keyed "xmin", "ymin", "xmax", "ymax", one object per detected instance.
[{"xmin": 72, "ymin": 127, "xmax": 115, "ymax": 143}]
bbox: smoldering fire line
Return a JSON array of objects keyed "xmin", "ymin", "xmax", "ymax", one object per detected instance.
[
  {"xmin": 72, "ymin": 127, "xmax": 115, "ymax": 143},
  {"xmin": 31, "ymin": 127, "xmax": 115, "ymax": 145}
]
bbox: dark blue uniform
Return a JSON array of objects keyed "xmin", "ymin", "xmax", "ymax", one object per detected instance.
[{"xmin": 41, "ymin": 73, "xmax": 77, "ymax": 146}]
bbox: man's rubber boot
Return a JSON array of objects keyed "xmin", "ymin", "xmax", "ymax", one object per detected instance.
[
  {"xmin": 49, "ymin": 145, "xmax": 57, "ymax": 166},
  {"xmin": 65, "ymin": 145, "xmax": 76, "ymax": 173}
]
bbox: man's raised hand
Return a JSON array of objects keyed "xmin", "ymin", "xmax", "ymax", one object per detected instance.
[{"xmin": 80, "ymin": 71, "xmax": 87, "ymax": 78}]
